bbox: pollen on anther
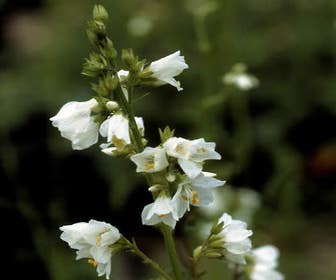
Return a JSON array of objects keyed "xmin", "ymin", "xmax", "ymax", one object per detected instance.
[
  {"xmin": 88, "ymin": 259, "xmax": 98, "ymax": 267},
  {"xmin": 181, "ymin": 195, "xmax": 189, "ymax": 201},
  {"xmin": 96, "ymin": 235, "xmax": 102, "ymax": 246}
]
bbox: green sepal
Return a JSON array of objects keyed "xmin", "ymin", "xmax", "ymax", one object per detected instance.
[
  {"xmin": 159, "ymin": 126, "xmax": 175, "ymax": 143},
  {"xmin": 93, "ymin": 4, "xmax": 109, "ymax": 22}
]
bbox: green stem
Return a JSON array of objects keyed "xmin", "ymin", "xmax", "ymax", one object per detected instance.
[
  {"xmin": 232, "ymin": 264, "xmax": 242, "ymax": 280},
  {"xmin": 115, "ymin": 85, "xmax": 144, "ymax": 152},
  {"xmin": 124, "ymin": 238, "xmax": 173, "ymax": 280},
  {"xmin": 116, "ymin": 80, "xmax": 183, "ymax": 280},
  {"xmin": 161, "ymin": 225, "xmax": 183, "ymax": 280}
]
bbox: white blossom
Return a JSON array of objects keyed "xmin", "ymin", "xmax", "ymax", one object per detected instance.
[
  {"xmin": 172, "ymin": 172, "xmax": 225, "ymax": 218},
  {"xmin": 164, "ymin": 137, "xmax": 221, "ymax": 178},
  {"xmin": 100, "ymin": 114, "xmax": 144, "ymax": 155},
  {"xmin": 215, "ymin": 213, "xmax": 253, "ymax": 264},
  {"xmin": 222, "ymin": 63, "xmax": 259, "ymax": 91},
  {"xmin": 141, "ymin": 195, "xmax": 179, "ymax": 228},
  {"xmin": 130, "ymin": 147, "xmax": 169, "ymax": 173},
  {"xmin": 148, "ymin": 51, "xmax": 189, "ymax": 91},
  {"xmin": 249, "ymin": 245, "xmax": 284, "ymax": 280},
  {"xmin": 60, "ymin": 220, "xmax": 121, "ymax": 279},
  {"xmin": 117, "ymin": 70, "xmax": 129, "ymax": 100},
  {"xmin": 50, "ymin": 98, "xmax": 99, "ymax": 150}
]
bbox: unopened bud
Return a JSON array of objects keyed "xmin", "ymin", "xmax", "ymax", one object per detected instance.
[
  {"xmin": 148, "ymin": 184, "xmax": 164, "ymax": 193},
  {"xmin": 93, "ymin": 5, "xmax": 109, "ymax": 22},
  {"xmin": 193, "ymin": 246, "xmax": 203, "ymax": 260},
  {"xmin": 106, "ymin": 101, "xmax": 119, "ymax": 111},
  {"xmin": 204, "ymin": 251, "xmax": 223, "ymax": 259},
  {"xmin": 166, "ymin": 173, "xmax": 176, "ymax": 182}
]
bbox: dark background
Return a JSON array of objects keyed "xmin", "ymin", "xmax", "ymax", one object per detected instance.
[{"xmin": 1, "ymin": 0, "xmax": 336, "ymax": 279}]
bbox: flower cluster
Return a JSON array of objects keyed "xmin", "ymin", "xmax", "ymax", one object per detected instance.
[
  {"xmin": 50, "ymin": 51, "xmax": 188, "ymax": 152},
  {"xmin": 130, "ymin": 136, "xmax": 225, "ymax": 228},
  {"xmin": 54, "ymin": 5, "xmax": 284, "ymax": 280},
  {"xmin": 60, "ymin": 220, "xmax": 121, "ymax": 279}
]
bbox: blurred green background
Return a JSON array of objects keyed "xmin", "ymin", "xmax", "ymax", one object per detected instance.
[{"xmin": 1, "ymin": 0, "xmax": 336, "ymax": 279}]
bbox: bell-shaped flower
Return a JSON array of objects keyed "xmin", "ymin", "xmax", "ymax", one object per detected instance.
[
  {"xmin": 60, "ymin": 219, "xmax": 121, "ymax": 279},
  {"xmin": 172, "ymin": 172, "xmax": 225, "ymax": 218},
  {"xmin": 222, "ymin": 63, "xmax": 259, "ymax": 91},
  {"xmin": 212, "ymin": 213, "xmax": 253, "ymax": 264},
  {"xmin": 130, "ymin": 146, "xmax": 169, "ymax": 173},
  {"xmin": 50, "ymin": 98, "xmax": 99, "ymax": 150},
  {"xmin": 141, "ymin": 194, "xmax": 179, "ymax": 228},
  {"xmin": 164, "ymin": 137, "xmax": 221, "ymax": 178},
  {"xmin": 100, "ymin": 114, "xmax": 144, "ymax": 155},
  {"xmin": 248, "ymin": 245, "xmax": 284, "ymax": 280},
  {"xmin": 148, "ymin": 51, "xmax": 189, "ymax": 91}
]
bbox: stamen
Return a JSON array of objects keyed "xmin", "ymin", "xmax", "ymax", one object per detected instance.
[
  {"xmin": 175, "ymin": 144, "xmax": 184, "ymax": 154},
  {"xmin": 88, "ymin": 259, "xmax": 98, "ymax": 267},
  {"xmin": 192, "ymin": 191, "xmax": 200, "ymax": 204},
  {"xmin": 197, "ymin": 147, "xmax": 207, "ymax": 153},
  {"xmin": 112, "ymin": 136, "xmax": 126, "ymax": 149},
  {"xmin": 181, "ymin": 195, "xmax": 189, "ymax": 201},
  {"xmin": 144, "ymin": 155, "xmax": 155, "ymax": 171},
  {"xmin": 96, "ymin": 235, "xmax": 102, "ymax": 246}
]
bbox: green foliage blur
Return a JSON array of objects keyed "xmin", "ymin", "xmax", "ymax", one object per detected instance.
[{"xmin": 1, "ymin": 0, "xmax": 336, "ymax": 279}]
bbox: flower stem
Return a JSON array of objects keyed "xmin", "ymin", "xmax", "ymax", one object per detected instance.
[
  {"xmin": 161, "ymin": 225, "xmax": 183, "ymax": 280},
  {"xmin": 124, "ymin": 237, "xmax": 173, "ymax": 280},
  {"xmin": 232, "ymin": 264, "xmax": 242, "ymax": 280},
  {"xmin": 116, "ymin": 81, "xmax": 183, "ymax": 280}
]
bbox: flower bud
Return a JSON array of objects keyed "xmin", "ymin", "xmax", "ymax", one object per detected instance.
[
  {"xmin": 193, "ymin": 246, "xmax": 203, "ymax": 260},
  {"xmin": 93, "ymin": 5, "xmax": 109, "ymax": 22},
  {"xmin": 166, "ymin": 172, "xmax": 176, "ymax": 182},
  {"xmin": 106, "ymin": 101, "xmax": 119, "ymax": 111}
]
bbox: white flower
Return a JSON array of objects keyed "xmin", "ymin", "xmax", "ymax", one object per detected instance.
[
  {"xmin": 100, "ymin": 114, "xmax": 144, "ymax": 155},
  {"xmin": 60, "ymin": 219, "xmax": 121, "ymax": 279},
  {"xmin": 164, "ymin": 137, "xmax": 221, "ymax": 178},
  {"xmin": 148, "ymin": 51, "xmax": 189, "ymax": 91},
  {"xmin": 215, "ymin": 213, "xmax": 253, "ymax": 264},
  {"xmin": 249, "ymin": 245, "xmax": 284, "ymax": 280},
  {"xmin": 172, "ymin": 172, "xmax": 225, "ymax": 218},
  {"xmin": 117, "ymin": 70, "xmax": 129, "ymax": 100},
  {"xmin": 130, "ymin": 147, "xmax": 169, "ymax": 173},
  {"xmin": 50, "ymin": 98, "xmax": 99, "ymax": 150},
  {"xmin": 141, "ymin": 195, "xmax": 179, "ymax": 228},
  {"xmin": 222, "ymin": 63, "xmax": 259, "ymax": 91}
]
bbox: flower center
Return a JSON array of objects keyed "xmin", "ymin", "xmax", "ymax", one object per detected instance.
[
  {"xmin": 191, "ymin": 191, "xmax": 200, "ymax": 204},
  {"xmin": 144, "ymin": 156, "xmax": 155, "ymax": 171},
  {"xmin": 88, "ymin": 259, "xmax": 98, "ymax": 267},
  {"xmin": 112, "ymin": 136, "xmax": 126, "ymax": 149},
  {"xmin": 96, "ymin": 235, "xmax": 102, "ymax": 246},
  {"xmin": 197, "ymin": 147, "xmax": 207, "ymax": 153}
]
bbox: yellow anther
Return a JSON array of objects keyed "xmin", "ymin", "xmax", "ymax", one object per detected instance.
[
  {"xmin": 175, "ymin": 144, "xmax": 185, "ymax": 154},
  {"xmin": 191, "ymin": 191, "xmax": 199, "ymax": 204},
  {"xmin": 144, "ymin": 156, "xmax": 155, "ymax": 171},
  {"xmin": 192, "ymin": 198, "xmax": 200, "ymax": 204},
  {"xmin": 181, "ymin": 195, "xmax": 189, "ymax": 201},
  {"xmin": 197, "ymin": 147, "xmax": 207, "ymax": 153},
  {"xmin": 96, "ymin": 235, "xmax": 102, "ymax": 246},
  {"xmin": 112, "ymin": 136, "xmax": 126, "ymax": 149},
  {"xmin": 145, "ymin": 162, "xmax": 155, "ymax": 171},
  {"xmin": 158, "ymin": 214, "xmax": 166, "ymax": 218},
  {"xmin": 88, "ymin": 259, "xmax": 98, "ymax": 267}
]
